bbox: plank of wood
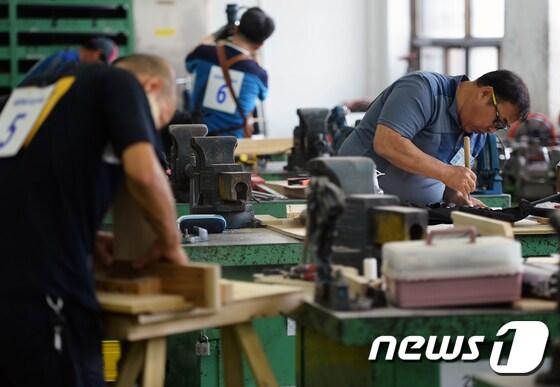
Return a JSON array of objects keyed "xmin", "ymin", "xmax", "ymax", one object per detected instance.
[
  {"xmin": 451, "ymin": 211, "xmax": 514, "ymax": 238},
  {"xmin": 104, "ymin": 282, "xmax": 306, "ymax": 341},
  {"xmin": 263, "ymin": 180, "xmax": 307, "ymax": 199},
  {"xmin": 148, "ymin": 262, "xmax": 221, "ymax": 309},
  {"xmin": 234, "ymin": 322, "xmax": 279, "ymax": 387},
  {"xmin": 220, "ymin": 280, "xmax": 235, "ymax": 305},
  {"xmin": 95, "ymin": 276, "xmax": 161, "ymax": 295},
  {"xmin": 142, "ymin": 337, "xmax": 166, "ymax": 387},
  {"xmin": 97, "ymin": 261, "xmax": 221, "ymax": 310},
  {"xmin": 234, "ymin": 138, "xmax": 293, "ymax": 156},
  {"xmin": 115, "ymin": 341, "xmax": 145, "ymax": 387},
  {"xmin": 231, "ymin": 281, "xmax": 303, "ymax": 301},
  {"xmin": 514, "ymin": 298, "xmax": 556, "ymax": 311},
  {"xmin": 98, "ymin": 292, "xmax": 192, "ymax": 314},
  {"xmin": 222, "ymin": 326, "xmax": 244, "ymax": 387},
  {"xmin": 255, "ymin": 214, "xmax": 306, "ymax": 240},
  {"xmin": 513, "ymin": 218, "xmax": 555, "ymax": 235},
  {"xmin": 285, "ymin": 204, "xmax": 306, "ymax": 218}
]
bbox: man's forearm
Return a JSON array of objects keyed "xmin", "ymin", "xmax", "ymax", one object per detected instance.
[
  {"xmin": 374, "ymin": 125, "xmax": 448, "ymax": 181},
  {"xmin": 122, "ymin": 143, "xmax": 179, "ymax": 247},
  {"xmin": 126, "ymin": 169, "xmax": 178, "ymax": 245}
]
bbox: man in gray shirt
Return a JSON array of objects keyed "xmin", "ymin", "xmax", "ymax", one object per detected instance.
[{"xmin": 339, "ymin": 70, "xmax": 529, "ymax": 205}]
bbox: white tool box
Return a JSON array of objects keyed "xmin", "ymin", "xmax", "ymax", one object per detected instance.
[{"xmin": 382, "ymin": 228, "xmax": 523, "ymax": 308}]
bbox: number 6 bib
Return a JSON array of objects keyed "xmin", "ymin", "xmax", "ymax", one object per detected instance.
[{"xmin": 202, "ymin": 65, "xmax": 244, "ymax": 114}]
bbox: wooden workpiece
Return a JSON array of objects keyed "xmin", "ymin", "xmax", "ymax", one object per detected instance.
[
  {"xmin": 234, "ymin": 137, "xmax": 293, "ymax": 156},
  {"xmin": 104, "ymin": 281, "xmax": 305, "ymax": 387},
  {"xmin": 96, "ymin": 261, "xmax": 221, "ymax": 309},
  {"xmin": 255, "ymin": 214, "xmax": 306, "ymax": 240},
  {"xmin": 452, "ymin": 211, "xmax": 555, "ymax": 236},
  {"xmin": 264, "ymin": 180, "xmax": 307, "ymax": 199}
]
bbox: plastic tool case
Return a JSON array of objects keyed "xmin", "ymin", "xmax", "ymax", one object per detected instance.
[{"xmin": 382, "ymin": 228, "xmax": 523, "ymax": 308}]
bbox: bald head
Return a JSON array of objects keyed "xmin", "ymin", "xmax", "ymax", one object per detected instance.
[{"xmin": 114, "ymin": 54, "xmax": 177, "ymax": 128}]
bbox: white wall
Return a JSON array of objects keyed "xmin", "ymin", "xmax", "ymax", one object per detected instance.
[
  {"xmin": 549, "ymin": 0, "xmax": 560, "ymax": 124},
  {"xmin": 133, "ymin": 0, "xmax": 208, "ymax": 78},
  {"xmin": 133, "ymin": 0, "xmax": 411, "ymax": 137},
  {"xmin": 502, "ymin": 0, "xmax": 549, "ymax": 115},
  {"xmin": 254, "ymin": 0, "xmax": 370, "ymax": 137}
]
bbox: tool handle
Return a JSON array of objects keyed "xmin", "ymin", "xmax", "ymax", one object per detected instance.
[
  {"xmin": 426, "ymin": 226, "xmax": 477, "ymax": 245},
  {"xmin": 463, "ymin": 136, "xmax": 471, "ymax": 168}
]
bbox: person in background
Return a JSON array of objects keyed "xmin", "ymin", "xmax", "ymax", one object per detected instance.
[
  {"xmin": 19, "ymin": 36, "xmax": 119, "ymax": 85},
  {"xmin": 338, "ymin": 70, "xmax": 530, "ymax": 206},
  {"xmin": 185, "ymin": 7, "xmax": 275, "ymax": 138}
]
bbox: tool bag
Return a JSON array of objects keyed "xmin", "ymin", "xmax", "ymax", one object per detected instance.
[{"xmin": 382, "ymin": 227, "xmax": 523, "ymax": 308}]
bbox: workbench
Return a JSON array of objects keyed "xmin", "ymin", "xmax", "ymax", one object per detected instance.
[
  {"xmin": 165, "ymin": 228, "xmax": 304, "ymax": 387},
  {"xmin": 103, "ymin": 205, "xmax": 305, "ymax": 386},
  {"xmin": 102, "ymin": 199, "xmax": 306, "ymax": 229},
  {"xmin": 292, "ymin": 300, "xmax": 559, "ymax": 387},
  {"xmin": 103, "ymin": 281, "xmax": 306, "ymax": 387}
]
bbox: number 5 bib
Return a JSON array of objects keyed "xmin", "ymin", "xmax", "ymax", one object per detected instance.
[{"xmin": 0, "ymin": 76, "xmax": 75, "ymax": 157}]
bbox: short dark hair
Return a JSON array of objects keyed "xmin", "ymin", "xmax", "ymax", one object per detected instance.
[
  {"xmin": 238, "ymin": 7, "xmax": 275, "ymax": 45},
  {"xmin": 476, "ymin": 70, "xmax": 530, "ymax": 121}
]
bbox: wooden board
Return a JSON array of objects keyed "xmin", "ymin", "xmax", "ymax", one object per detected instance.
[
  {"xmin": 96, "ymin": 276, "xmax": 161, "ymax": 295},
  {"xmin": 229, "ymin": 281, "xmax": 304, "ymax": 301},
  {"xmin": 513, "ymin": 218, "xmax": 555, "ymax": 235},
  {"xmin": 234, "ymin": 138, "xmax": 293, "ymax": 156},
  {"xmin": 263, "ymin": 180, "xmax": 307, "ymax": 199},
  {"xmin": 255, "ymin": 214, "xmax": 306, "ymax": 240},
  {"xmin": 451, "ymin": 211, "xmax": 514, "ymax": 238},
  {"xmin": 98, "ymin": 292, "xmax": 193, "ymax": 314},
  {"xmin": 220, "ymin": 280, "xmax": 235, "ymax": 305},
  {"xmin": 97, "ymin": 261, "xmax": 221, "ymax": 309}
]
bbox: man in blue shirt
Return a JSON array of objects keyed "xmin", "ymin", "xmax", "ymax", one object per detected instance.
[
  {"xmin": 339, "ymin": 70, "xmax": 529, "ymax": 206},
  {"xmin": 185, "ymin": 7, "xmax": 274, "ymax": 138},
  {"xmin": 20, "ymin": 37, "xmax": 119, "ymax": 85}
]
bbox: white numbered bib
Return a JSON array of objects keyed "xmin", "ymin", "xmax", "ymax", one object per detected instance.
[
  {"xmin": 202, "ymin": 65, "xmax": 244, "ymax": 114},
  {"xmin": 449, "ymin": 147, "xmax": 473, "ymax": 167},
  {"xmin": 0, "ymin": 85, "xmax": 56, "ymax": 157}
]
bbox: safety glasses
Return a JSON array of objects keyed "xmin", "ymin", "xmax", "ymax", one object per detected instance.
[{"xmin": 492, "ymin": 92, "xmax": 509, "ymax": 130}]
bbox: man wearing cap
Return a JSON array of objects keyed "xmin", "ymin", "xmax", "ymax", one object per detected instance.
[
  {"xmin": 19, "ymin": 37, "xmax": 119, "ymax": 85},
  {"xmin": 185, "ymin": 7, "xmax": 275, "ymax": 138}
]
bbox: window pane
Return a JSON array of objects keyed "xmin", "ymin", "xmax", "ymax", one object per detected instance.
[
  {"xmin": 471, "ymin": 0, "xmax": 505, "ymax": 38},
  {"xmin": 468, "ymin": 47, "xmax": 499, "ymax": 79},
  {"xmin": 416, "ymin": 0, "xmax": 465, "ymax": 38},
  {"xmin": 448, "ymin": 48, "xmax": 466, "ymax": 75},
  {"xmin": 420, "ymin": 47, "xmax": 444, "ymax": 73}
]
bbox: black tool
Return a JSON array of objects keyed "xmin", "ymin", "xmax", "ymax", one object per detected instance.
[
  {"xmin": 169, "ymin": 124, "xmax": 208, "ymax": 202},
  {"xmin": 286, "ymin": 108, "xmax": 333, "ymax": 172},
  {"xmin": 189, "ymin": 136, "xmax": 254, "ymax": 229}
]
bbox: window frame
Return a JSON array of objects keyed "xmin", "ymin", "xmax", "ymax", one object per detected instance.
[{"xmin": 409, "ymin": 0, "xmax": 503, "ymax": 76}]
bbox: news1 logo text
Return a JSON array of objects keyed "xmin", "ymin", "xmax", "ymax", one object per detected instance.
[{"xmin": 368, "ymin": 321, "xmax": 549, "ymax": 375}]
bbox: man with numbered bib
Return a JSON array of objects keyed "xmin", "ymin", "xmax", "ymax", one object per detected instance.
[
  {"xmin": 185, "ymin": 7, "xmax": 275, "ymax": 138},
  {"xmin": 0, "ymin": 54, "xmax": 187, "ymax": 386}
]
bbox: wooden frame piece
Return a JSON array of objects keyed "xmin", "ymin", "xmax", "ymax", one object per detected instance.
[{"xmin": 451, "ymin": 211, "xmax": 514, "ymax": 238}]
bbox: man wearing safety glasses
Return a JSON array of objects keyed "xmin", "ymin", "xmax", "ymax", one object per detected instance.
[{"xmin": 339, "ymin": 70, "xmax": 529, "ymax": 206}]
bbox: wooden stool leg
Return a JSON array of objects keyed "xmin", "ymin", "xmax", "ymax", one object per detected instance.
[
  {"xmin": 142, "ymin": 337, "xmax": 167, "ymax": 387},
  {"xmin": 222, "ymin": 326, "xmax": 244, "ymax": 387},
  {"xmin": 234, "ymin": 322, "xmax": 279, "ymax": 387},
  {"xmin": 115, "ymin": 341, "xmax": 146, "ymax": 387}
]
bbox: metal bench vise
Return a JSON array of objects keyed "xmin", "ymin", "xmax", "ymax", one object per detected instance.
[
  {"xmin": 189, "ymin": 136, "xmax": 254, "ymax": 229},
  {"xmin": 308, "ymin": 157, "xmax": 427, "ymax": 271}
]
